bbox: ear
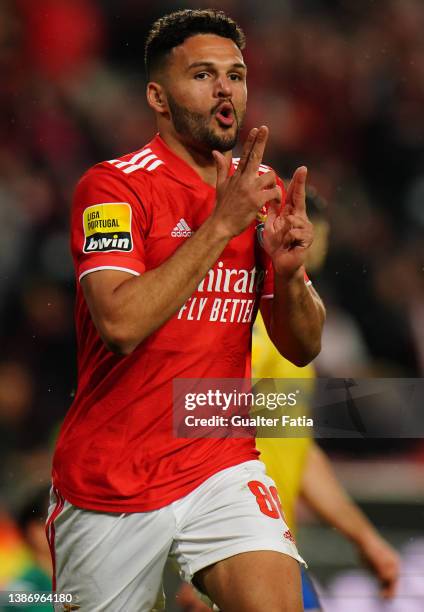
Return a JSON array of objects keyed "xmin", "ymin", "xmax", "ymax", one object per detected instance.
[{"xmin": 146, "ymin": 82, "xmax": 168, "ymax": 115}]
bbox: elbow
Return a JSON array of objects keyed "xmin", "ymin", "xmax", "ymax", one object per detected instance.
[
  {"xmin": 105, "ymin": 339, "xmax": 137, "ymax": 357},
  {"xmin": 299, "ymin": 338, "xmax": 322, "ymax": 367},
  {"xmin": 284, "ymin": 339, "xmax": 322, "ymax": 368},
  {"xmin": 289, "ymin": 354, "xmax": 311, "ymax": 368},
  {"xmin": 291, "ymin": 349, "xmax": 319, "ymax": 368},
  {"xmin": 99, "ymin": 321, "xmax": 141, "ymax": 356}
]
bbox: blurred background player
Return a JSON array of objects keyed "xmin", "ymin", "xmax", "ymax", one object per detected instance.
[
  {"xmin": 1, "ymin": 487, "xmax": 51, "ymax": 612},
  {"xmin": 255, "ymin": 189, "xmax": 400, "ymax": 610}
]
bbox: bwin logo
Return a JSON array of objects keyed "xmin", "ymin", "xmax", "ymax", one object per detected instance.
[
  {"xmin": 84, "ymin": 233, "xmax": 131, "ymax": 252},
  {"xmin": 171, "ymin": 218, "xmax": 193, "ymax": 238}
]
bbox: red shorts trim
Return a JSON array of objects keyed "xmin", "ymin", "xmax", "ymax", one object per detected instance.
[{"xmin": 45, "ymin": 487, "xmax": 65, "ymax": 591}]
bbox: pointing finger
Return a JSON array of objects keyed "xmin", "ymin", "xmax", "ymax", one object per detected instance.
[
  {"xmin": 244, "ymin": 125, "xmax": 269, "ymax": 175},
  {"xmin": 286, "ymin": 166, "xmax": 307, "ymax": 214},
  {"xmin": 236, "ymin": 127, "xmax": 258, "ymax": 174}
]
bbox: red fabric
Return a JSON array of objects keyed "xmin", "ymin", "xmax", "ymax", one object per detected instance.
[
  {"xmin": 45, "ymin": 488, "xmax": 65, "ymax": 592},
  {"xmin": 52, "ymin": 134, "xmax": 282, "ymax": 512}
]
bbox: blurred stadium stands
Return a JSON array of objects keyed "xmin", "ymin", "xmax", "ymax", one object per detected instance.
[{"xmin": 0, "ymin": 0, "xmax": 423, "ymax": 608}]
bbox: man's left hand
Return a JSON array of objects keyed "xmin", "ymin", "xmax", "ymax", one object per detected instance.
[{"xmin": 262, "ymin": 166, "xmax": 313, "ymax": 278}]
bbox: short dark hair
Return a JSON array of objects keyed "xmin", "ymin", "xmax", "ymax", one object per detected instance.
[{"xmin": 145, "ymin": 9, "xmax": 246, "ymax": 79}]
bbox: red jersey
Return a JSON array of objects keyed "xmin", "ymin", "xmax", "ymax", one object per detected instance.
[{"xmin": 52, "ymin": 134, "xmax": 278, "ymax": 512}]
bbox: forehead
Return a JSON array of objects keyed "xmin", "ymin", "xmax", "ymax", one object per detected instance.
[{"xmin": 168, "ymin": 34, "xmax": 245, "ymax": 71}]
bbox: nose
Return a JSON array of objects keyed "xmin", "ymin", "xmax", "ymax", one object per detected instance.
[{"xmin": 214, "ymin": 75, "xmax": 232, "ymax": 98}]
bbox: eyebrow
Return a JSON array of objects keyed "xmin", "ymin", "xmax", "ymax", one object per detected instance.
[{"xmin": 187, "ymin": 61, "xmax": 247, "ymax": 71}]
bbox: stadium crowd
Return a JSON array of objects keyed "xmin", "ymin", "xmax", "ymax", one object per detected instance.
[{"xmin": 0, "ymin": 0, "xmax": 423, "ymax": 607}]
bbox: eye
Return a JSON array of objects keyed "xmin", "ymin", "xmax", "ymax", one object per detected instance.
[
  {"xmin": 195, "ymin": 72, "xmax": 209, "ymax": 80},
  {"xmin": 229, "ymin": 73, "xmax": 243, "ymax": 81}
]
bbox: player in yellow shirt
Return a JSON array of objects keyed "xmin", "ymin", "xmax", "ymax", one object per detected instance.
[
  {"xmin": 254, "ymin": 189, "xmax": 399, "ymax": 610},
  {"xmin": 253, "ymin": 312, "xmax": 400, "ymax": 609}
]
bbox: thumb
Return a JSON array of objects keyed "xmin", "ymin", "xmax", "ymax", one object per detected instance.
[{"xmin": 212, "ymin": 150, "xmax": 230, "ymax": 187}]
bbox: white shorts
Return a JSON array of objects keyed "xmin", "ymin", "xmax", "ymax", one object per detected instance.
[{"xmin": 47, "ymin": 460, "xmax": 305, "ymax": 612}]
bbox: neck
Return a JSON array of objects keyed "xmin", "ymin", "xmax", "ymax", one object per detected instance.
[{"xmin": 159, "ymin": 129, "xmax": 232, "ymax": 187}]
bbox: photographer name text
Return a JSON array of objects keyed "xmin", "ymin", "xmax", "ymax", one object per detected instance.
[{"xmin": 184, "ymin": 415, "xmax": 313, "ymax": 427}]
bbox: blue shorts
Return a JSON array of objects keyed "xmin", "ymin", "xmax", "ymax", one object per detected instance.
[{"xmin": 301, "ymin": 568, "xmax": 321, "ymax": 610}]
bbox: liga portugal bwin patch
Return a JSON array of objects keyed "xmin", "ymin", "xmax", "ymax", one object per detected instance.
[{"xmin": 83, "ymin": 202, "xmax": 133, "ymax": 253}]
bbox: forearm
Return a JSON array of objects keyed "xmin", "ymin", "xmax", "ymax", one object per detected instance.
[
  {"xmin": 301, "ymin": 444, "xmax": 378, "ymax": 546},
  {"xmin": 267, "ymin": 267, "xmax": 325, "ymax": 366},
  {"xmin": 86, "ymin": 216, "xmax": 230, "ymax": 354}
]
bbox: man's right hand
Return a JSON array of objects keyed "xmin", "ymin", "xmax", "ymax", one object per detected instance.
[{"xmin": 211, "ymin": 126, "xmax": 282, "ymax": 239}]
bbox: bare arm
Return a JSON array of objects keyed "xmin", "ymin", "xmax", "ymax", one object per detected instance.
[
  {"xmin": 261, "ymin": 167, "xmax": 325, "ymax": 366},
  {"xmin": 301, "ymin": 443, "xmax": 400, "ymax": 598},
  {"xmin": 260, "ymin": 274, "xmax": 325, "ymax": 367},
  {"xmin": 82, "ymin": 126, "xmax": 281, "ymax": 355}
]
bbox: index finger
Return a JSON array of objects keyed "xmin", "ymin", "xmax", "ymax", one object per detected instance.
[
  {"xmin": 243, "ymin": 125, "xmax": 269, "ymax": 175},
  {"xmin": 286, "ymin": 166, "xmax": 307, "ymax": 214},
  {"xmin": 235, "ymin": 127, "xmax": 258, "ymax": 174}
]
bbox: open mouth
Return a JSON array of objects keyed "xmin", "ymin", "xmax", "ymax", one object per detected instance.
[{"xmin": 215, "ymin": 103, "xmax": 235, "ymax": 127}]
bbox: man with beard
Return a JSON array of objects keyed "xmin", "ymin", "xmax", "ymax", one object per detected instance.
[{"xmin": 48, "ymin": 9, "xmax": 325, "ymax": 611}]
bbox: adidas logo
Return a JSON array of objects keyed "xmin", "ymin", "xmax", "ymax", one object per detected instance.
[{"xmin": 171, "ymin": 218, "xmax": 193, "ymax": 237}]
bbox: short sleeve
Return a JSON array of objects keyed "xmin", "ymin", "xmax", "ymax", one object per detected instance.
[
  {"xmin": 71, "ymin": 165, "xmax": 151, "ymax": 282},
  {"xmin": 259, "ymin": 175, "xmax": 311, "ymax": 298}
]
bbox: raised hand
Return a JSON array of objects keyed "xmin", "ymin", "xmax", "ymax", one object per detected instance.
[
  {"xmin": 211, "ymin": 125, "xmax": 282, "ymax": 239},
  {"xmin": 262, "ymin": 166, "xmax": 314, "ymax": 278}
]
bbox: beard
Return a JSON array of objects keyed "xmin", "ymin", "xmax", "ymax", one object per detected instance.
[{"xmin": 167, "ymin": 93, "xmax": 244, "ymax": 153}]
